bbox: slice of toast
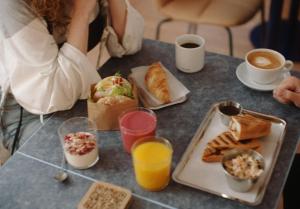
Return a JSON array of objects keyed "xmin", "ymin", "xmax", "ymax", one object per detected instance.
[
  {"xmin": 202, "ymin": 131, "xmax": 261, "ymax": 162},
  {"xmin": 78, "ymin": 181, "xmax": 132, "ymax": 209},
  {"xmin": 229, "ymin": 114, "xmax": 271, "ymax": 141}
]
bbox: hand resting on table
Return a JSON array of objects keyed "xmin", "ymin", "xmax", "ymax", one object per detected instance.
[{"xmin": 273, "ymin": 76, "xmax": 300, "ymax": 108}]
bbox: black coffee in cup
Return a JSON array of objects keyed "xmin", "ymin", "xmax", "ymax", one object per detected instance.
[
  {"xmin": 175, "ymin": 34, "xmax": 205, "ymax": 73},
  {"xmin": 180, "ymin": 42, "xmax": 200, "ymax": 48}
]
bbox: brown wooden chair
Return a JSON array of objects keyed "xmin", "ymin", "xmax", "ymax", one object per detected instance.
[{"xmin": 155, "ymin": 0, "xmax": 265, "ymax": 56}]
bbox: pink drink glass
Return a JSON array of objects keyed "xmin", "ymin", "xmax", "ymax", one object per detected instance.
[{"xmin": 119, "ymin": 107, "xmax": 157, "ymax": 153}]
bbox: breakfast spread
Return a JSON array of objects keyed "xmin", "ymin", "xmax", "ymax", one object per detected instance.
[
  {"xmin": 145, "ymin": 62, "xmax": 171, "ymax": 104},
  {"xmin": 223, "ymin": 153, "xmax": 264, "ymax": 180},
  {"xmin": 229, "ymin": 114, "xmax": 271, "ymax": 141},
  {"xmin": 64, "ymin": 132, "xmax": 98, "ymax": 169},
  {"xmin": 202, "ymin": 132, "xmax": 261, "ymax": 162},
  {"xmin": 78, "ymin": 182, "xmax": 132, "ymax": 209}
]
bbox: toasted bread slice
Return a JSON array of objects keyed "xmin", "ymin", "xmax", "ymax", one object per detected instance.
[
  {"xmin": 229, "ymin": 114, "xmax": 271, "ymax": 141},
  {"xmin": 202, "ymin": 131, "xmax": 261, "ymax": 163}
]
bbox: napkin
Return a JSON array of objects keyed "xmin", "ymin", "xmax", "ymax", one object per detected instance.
[{"xmin": 129, "ymin": 63, "xmax": 190, "ymax": 109}]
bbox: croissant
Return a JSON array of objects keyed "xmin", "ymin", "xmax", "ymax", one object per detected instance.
[
  {"xmin": 229, "ymin": 114, "xmax": 271, "ymax": 141},
  {"xmin": 145, "ymin": 63, "xmax": 171, "ymax": 104}
]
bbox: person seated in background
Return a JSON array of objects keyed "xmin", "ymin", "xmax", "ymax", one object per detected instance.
[
  {"xmin": 0, "ymin": 0, "xmax": 144, "ymax": 164},
  {"xmin": 273, "ymin": 76, "xmax": 300, "ymax": 209}
]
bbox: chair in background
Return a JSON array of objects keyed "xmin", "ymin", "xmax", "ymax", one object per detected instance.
[{"xmin": 155, "ymin": 0, "xmax": 265, "ymax": 56}]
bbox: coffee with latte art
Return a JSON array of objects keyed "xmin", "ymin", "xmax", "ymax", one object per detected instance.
[
  {"xmin": 245, "ymin": 48, "xmax": 293, "ymax": 84},
  {"xmin": 247, "ymin": 51, "xmax": 282, "ymax": 70}
]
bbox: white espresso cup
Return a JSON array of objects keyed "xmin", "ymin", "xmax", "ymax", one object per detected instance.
[
  {"xmin": 175, "ymin": 34, "xmax": 205, "ymax": 73},
  {"xmin": 245, "ymin": 48, "xmax": 293, "ymax": 84}
]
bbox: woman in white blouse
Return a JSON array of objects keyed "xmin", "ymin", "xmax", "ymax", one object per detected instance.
[{"xmin": 0, "ymin": 0, "xmax": 144, "ymax": 163}]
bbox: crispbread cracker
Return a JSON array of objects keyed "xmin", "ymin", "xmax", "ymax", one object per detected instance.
[{"xmin": 78, "ymin": 182, "xmax": 132, "ymax": 209}]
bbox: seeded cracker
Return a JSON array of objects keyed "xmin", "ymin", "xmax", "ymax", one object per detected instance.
[{"xmin": 78, "ymin": 182, "xmax": 132, "ymax": 209}]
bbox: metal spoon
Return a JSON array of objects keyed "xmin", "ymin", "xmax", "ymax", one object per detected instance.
[{"xmin": 54, "ymin": 154, "xmax": 68, "ymax": 182}]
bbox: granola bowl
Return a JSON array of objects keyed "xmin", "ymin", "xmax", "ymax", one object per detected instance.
[{"xmin": 221, "ymin": 148, "xmax": 265, "ymax": 193}]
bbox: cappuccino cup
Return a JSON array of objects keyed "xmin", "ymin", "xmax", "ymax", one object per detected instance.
[
  {"xmin": 245, "ymin": 48, "xmax": 293, "ymax": 84},
  {"xmin": 175, "ymin": 34, "xmax": 205, "ymax": 73}
]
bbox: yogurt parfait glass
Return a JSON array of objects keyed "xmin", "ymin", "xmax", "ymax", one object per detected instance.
[{"xmin": 58, "ymin": 117, "xmax": 99, "ymax": 169}]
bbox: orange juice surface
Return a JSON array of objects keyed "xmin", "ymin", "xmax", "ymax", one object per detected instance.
[{"xmin": 132, "ymin": 141, "xmax": 172, "ymax": 191}]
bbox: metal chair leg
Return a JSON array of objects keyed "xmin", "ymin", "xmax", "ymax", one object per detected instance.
[
  {"xmin": 155, "ymin": 18, "xmax": 172, "ymax": 40},
  {"xmin": 225, "ymin": 27, "xmax": 233, "ymax": 56},
  {"xmin": 188, "ymin": 23, "xmax": 198, "ymax": 34},
  {"xmin": 193, "ymin": 24, "xmax": 198, "ymax": 34},
  {"xmin": 260, "ymin": 0, "xmax": 266, "ymax": 47},
  {"xmin": 188, "ymin": 23, "xmax": 193, "ymax": 34}
]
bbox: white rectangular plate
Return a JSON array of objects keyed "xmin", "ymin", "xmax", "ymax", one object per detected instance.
[{"xmin": 129, "ymin": 63, "xmax": 190, "ymax": 110}]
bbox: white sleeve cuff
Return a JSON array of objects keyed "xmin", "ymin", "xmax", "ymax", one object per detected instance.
[
  {"xmin": 106, "ymin": 0, "xmax": 144, "ymax": 57},
  {"xmin": 61, "ymin": 43, "xmax": 101, "ymax": 99}
]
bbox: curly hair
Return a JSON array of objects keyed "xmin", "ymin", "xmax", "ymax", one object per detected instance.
[{"xmin": 25, "ymin": 0, "xmax": 71, "ymax": 35}]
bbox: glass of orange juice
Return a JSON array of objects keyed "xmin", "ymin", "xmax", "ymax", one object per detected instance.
[{"xmin": 131, "ymin": 136, "xmax": 173, "ymax": 191}]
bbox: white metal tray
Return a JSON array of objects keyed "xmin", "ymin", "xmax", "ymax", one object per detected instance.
[{"xmin": 172, "ymin": 102, "xmax": 286, "ymax": 205}]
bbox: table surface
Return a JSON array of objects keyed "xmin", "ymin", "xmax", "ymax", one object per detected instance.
[{"xmin": 1, "ymin": 39, "xmax": 300, "ymax": 209}]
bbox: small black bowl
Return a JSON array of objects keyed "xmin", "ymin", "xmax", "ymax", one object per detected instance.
[{"xmin": 217, "ymin": 101, "xmax": 242, "ymax": 126}]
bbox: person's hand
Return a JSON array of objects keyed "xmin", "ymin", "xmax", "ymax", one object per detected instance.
[
  {"xmin": 72, "ymin": 0, "xmax": 97, "ymax": 19},
  {"xmin": 273, "ymin": 76, "xmax": 300, "ymax": 107}
]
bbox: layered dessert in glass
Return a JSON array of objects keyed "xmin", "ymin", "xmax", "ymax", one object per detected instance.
[{"xmin": 63, "ymin": 132, "xmax": 98, "ymax": 169}]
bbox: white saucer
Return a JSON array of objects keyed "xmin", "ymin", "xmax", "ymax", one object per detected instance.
[{"xmin": 236, "ymin": 62, "xmax": 291, "ymax": 91}]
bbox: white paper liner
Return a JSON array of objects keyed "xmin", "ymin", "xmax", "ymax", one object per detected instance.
[{"xmin": 129, "ymin": 63, "xmax": 190, "ymax": 109}]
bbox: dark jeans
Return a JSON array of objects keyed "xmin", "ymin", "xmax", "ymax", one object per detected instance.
[
  {"xmin": 283, "ymin": 154, "xmax": 300, "ymax": 209},
  {"xmin": 0, "ymin": 93, "xmax": 50, "ymax": 155}
]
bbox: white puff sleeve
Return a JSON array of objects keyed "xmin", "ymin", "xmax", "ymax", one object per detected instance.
[{"xmin": 3, "ymin": 18, "xmax": 101, "ymax": 115}]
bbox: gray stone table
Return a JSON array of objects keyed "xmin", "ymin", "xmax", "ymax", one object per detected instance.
[{"xmin": 1, "ymin": 39, "xmax": 299, "ymax": 209}]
